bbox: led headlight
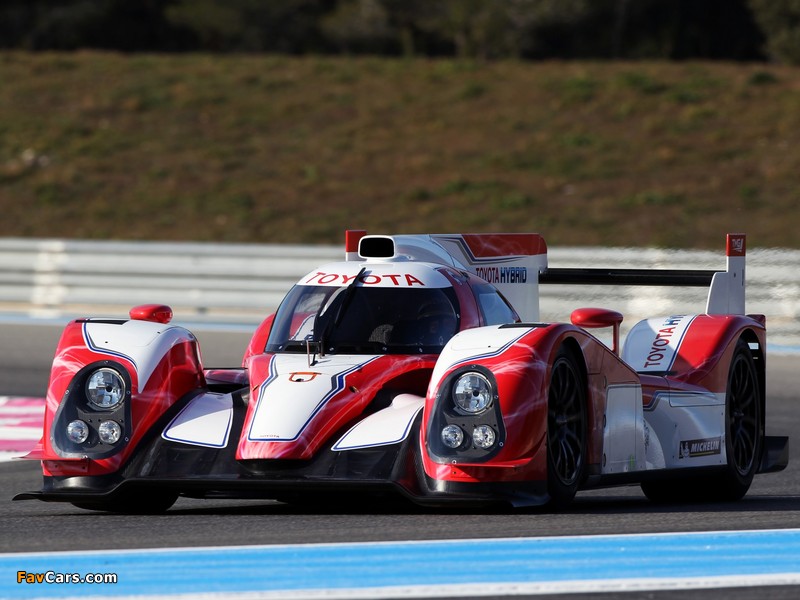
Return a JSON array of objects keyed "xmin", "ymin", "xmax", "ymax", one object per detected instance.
[
  {"xmin": 472, "ymin": 425, "xmax": 496, "ymax": 449},
  {"xmin": 66, "ymin": 420, "xmax": 89, "ymax": 444},
  {"xmin": 453, "ymin": 372, "xmax": 493, "ymax": 414},
  {"xmin": 98, "ymin": 420, "xmax": 122, "ymax": 444},
  {"xmin": 441, "ymin": 425, "xmax": 464, "ymax": 449},
  {"xmin": 86, "ymin": 368, "xmax": 125, "ymax": 409}
]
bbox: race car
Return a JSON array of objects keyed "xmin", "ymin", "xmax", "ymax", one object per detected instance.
[{"xmin": 14, "ymin": 231, "xmax": 788, "ymax": 512}]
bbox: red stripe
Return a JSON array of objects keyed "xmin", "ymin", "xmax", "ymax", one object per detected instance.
[{"xmin": 460, "ymin": 234, "xmax": 547, "ymax": 258}]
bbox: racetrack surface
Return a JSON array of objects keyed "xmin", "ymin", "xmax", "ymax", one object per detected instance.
[{"xmin": 1, "ymin": 321, "xmax": 798, "ymax": 598}]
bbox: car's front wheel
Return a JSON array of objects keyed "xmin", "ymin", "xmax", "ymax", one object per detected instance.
[{"xmin": 546, "ymin": 346, "xmax": 587, "ymax": 508}]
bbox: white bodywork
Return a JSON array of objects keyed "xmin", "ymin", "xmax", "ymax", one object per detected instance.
[
  {"xmin": 299, "ymin": 261, "xmax": 453, "ymax": 289},
  {"xmin": 430, "ymin": 325, "xmax": 535, "ymax": 387},
  {"xmin": 606, "ymin": 314, "xmax": 729, "ymax": 472},
  {"xmin": 621, "ymin": 315, "xmax": 697, "ymax": 373},
  {"xmin": 431, "ymin": 235, "xmax": 547, "ymax": 322},
  {"xmin": 602, "ymin": 384, "xmax": 646, "ymax": 474},
  {"xmin": 600, "ymin": 383, "xmax": 726, "ymax": 473},
  {"xmin": 162, "ymin": 392, "xmax": 233, "ymax": 448},
  {"xmin": 644, "ymin": 391, "xmax": 726, "ymax": 470},
  {"xmin": 82, "ymin": 320, "xmax": 196, "ymax": 391},
  {"xmin": 332, "ymin": 394, "xmax": 424, "ymax": 451},
  {"xmin": 706, "ymin": 241, "xmax": 745, "ymax": 314},
  {"xmin": 247, "ymin": 355, "xmax": 379, "ymax": 442}
]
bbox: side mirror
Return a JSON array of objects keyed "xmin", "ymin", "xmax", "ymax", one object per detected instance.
[
  {"xmin": 129, "ymin": 304, "xmax": 173, "ymax": 324},
  {"xmin": 571, "ymin": 307, "xmax": 623, "ymax": 355}
]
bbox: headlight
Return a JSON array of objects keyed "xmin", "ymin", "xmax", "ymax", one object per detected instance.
[
  {"xmin": 98, "ymin": 420, "xmax": 122, "ymax": 444},
  {"xmin": 472, "ymin": 425, "xmax": 496, "ymax": 449},
  {"xmin": 86, "ymin": 368, "xmax": 125, "ymax": 409},
  {"xmin": 453, "ymin": 372, "xmax": 493, "ymax": 414},
  {"xmin": 441, "ymin": 425, "xmax": 464, "ymax": 449},
  {"xmin": 66, "ymin": 420, "xmax": 89, "ymax": 444}
]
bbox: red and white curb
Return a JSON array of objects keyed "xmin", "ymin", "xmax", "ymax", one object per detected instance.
[{"xmin": 0, "ymin": 396, "xmax": 44, "ymax": 462}]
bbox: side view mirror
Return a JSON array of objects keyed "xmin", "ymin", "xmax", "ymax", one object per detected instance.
[
  {"xmin": 129, "ymin": 304, "xmax": 173, "ymax": 324},
  {"xmin": 571, "ymin": 307, "xmax": 623, "ymax": 355}
]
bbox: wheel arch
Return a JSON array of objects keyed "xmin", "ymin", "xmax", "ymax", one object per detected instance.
[
  {"xmin": 557, "ymin": 334, "xmax": 591, "ymax": 420},
  {"xmin": 558, "ymin": 336, "xmax": 588, "ymax": 378}
]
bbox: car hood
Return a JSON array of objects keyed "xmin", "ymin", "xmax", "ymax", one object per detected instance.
[{"xmin": 237, "ymin": 352, "xmax": 436, "ymax": 460}]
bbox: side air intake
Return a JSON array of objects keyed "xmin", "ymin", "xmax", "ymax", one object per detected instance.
[{"xmin": 359, "ymin": 236, "xmax": 395, "ymax": 259}]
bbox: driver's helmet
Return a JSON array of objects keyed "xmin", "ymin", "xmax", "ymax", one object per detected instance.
[{"xmin": 415, "ymin": 299, "xmax": 457, "ymax": 345}]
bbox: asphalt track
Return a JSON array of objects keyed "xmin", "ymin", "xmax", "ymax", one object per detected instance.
[{"xmin": 1, "ymin": 321, "xmax": 798, "ymax": 599}]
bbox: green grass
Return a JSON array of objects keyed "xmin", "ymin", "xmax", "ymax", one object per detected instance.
[{"xmin": 1, "ymin": 52, "xmax": 799, "ymax": 248}]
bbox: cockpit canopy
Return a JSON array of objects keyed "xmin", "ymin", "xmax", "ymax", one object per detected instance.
[{"xmin": 266, "ymin": 284, "xmax": 460, "ymax": 355}]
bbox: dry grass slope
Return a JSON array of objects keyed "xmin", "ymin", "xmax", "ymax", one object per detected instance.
[{"xmin": 1, "ymin": 52, "xmax": 799, "ymax": 248}]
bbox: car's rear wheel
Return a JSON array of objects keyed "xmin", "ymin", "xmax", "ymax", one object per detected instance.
[
  {"xmin": 546, "ymin": 347, "xmax": 587, "ymax": 508},
  {"xmin": 642, "ymin": 336, "xmax": 762, "ymax": 503},
  {"xmin": 716, "ymin": 337, "xmax": 762, "ymax": 499}
]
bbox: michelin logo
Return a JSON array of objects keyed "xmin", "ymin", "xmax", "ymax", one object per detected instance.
[{"xmin": 679, "ymin": 437, "xmax": 722, "ymax": 459}]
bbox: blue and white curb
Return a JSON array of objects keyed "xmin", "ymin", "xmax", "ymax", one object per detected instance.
[{"xmin": 3, "ymin": 529, "xmax": 800, "ymax": 598}]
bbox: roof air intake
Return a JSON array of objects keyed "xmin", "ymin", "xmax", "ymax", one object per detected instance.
[{"xmin": 359, "ymin": 236, "xmax": 395, "ymax": 259}]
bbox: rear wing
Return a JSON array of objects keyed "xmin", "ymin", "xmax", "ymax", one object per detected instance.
[{"xmin": 539, "ymin": 233, "xmax": 746, "ymax": 315}]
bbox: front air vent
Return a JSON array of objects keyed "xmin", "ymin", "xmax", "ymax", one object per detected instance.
[{"xmin": 359, "ymin": 236, "xmax": 395, "ymax": 259}]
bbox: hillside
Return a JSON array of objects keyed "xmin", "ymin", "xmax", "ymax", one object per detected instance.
[{"xmin": 1, "ymin": 52, "xmax": 799, "ymax": 248}]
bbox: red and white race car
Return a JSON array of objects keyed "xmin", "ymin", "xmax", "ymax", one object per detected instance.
[{"xmin": 15, "ymin": 231, "xmax": 788, "ymax": 512}]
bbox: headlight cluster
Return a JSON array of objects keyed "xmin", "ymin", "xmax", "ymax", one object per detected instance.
[
  {"xmin": 440, "ymin": 423, "xmax": 497, "ymax": 449},
  {"xmin": 432, "ymin": 370, "xmax": 504, "ymax": 460},
  {"xmin": 66, "ymin": 419, "xmax": 89, "ymax": 444},
  {"xmin": 98, "ymin": 419, "xmax": 123, "ymax": 444},
  {"xmin": 86, "ymin": 368, "xmax": 125, "ymax": 409},
  {"xmin": 453, "ymin": 372, "xmax": 493, "ymax": 414},
  {"xmin": 53, "ymin": 363, "xmax": 130, "ymax": 458},
  {"xmin": 66, "ymin": 417, "xmax": 123, "ymax": 444}
]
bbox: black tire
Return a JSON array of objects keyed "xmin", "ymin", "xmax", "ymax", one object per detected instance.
[
  {"xmin": 716, "ymin": 337, "xmax": 762, "ymax": 500},
  {"xmin": 71, "ymin": 490, "xmax": 178, "ymax": 514},
  {"xmin": 546, "ymin": 347, "xmax": 587, "ymax": 508},
  {"xmin": 642, "ymin": 337, "xmax": 762, "ymax": 503}
]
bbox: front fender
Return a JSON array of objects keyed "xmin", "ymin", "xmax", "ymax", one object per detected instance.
[
  {"xmin": 421, "ymin": 323, "xmax": 585, "ymax": 484},
  {"xmin": 39, "ymin": 319, "xmax": 205, "ymax": 477}
]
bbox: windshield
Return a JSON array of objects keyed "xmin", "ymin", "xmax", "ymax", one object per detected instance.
[{"xmin": 266, "ymin": 285, "xmax": 460, "ymax": 355}]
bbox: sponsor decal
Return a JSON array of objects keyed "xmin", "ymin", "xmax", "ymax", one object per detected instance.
[
  {"xmin": 289, "ymin": 372, "xmax": 320, "ymax": 382},
  {"xmin": 642, "ymin": 315, "xmax": 690, "ymax": 370},
  {"xmin": 679, "ymin": 437, "xmax": 722, "ymax": 459},
  {"xmin": 727, "ymin": 234, "xmax": 746, "ymax": 256},
  {"xmin": 474, "ymin": 266, "xmax": 528, "ymax": 284},
  {"xmin": 304, "ymin": 272, "xmax": 425, "ymax": 287}
]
